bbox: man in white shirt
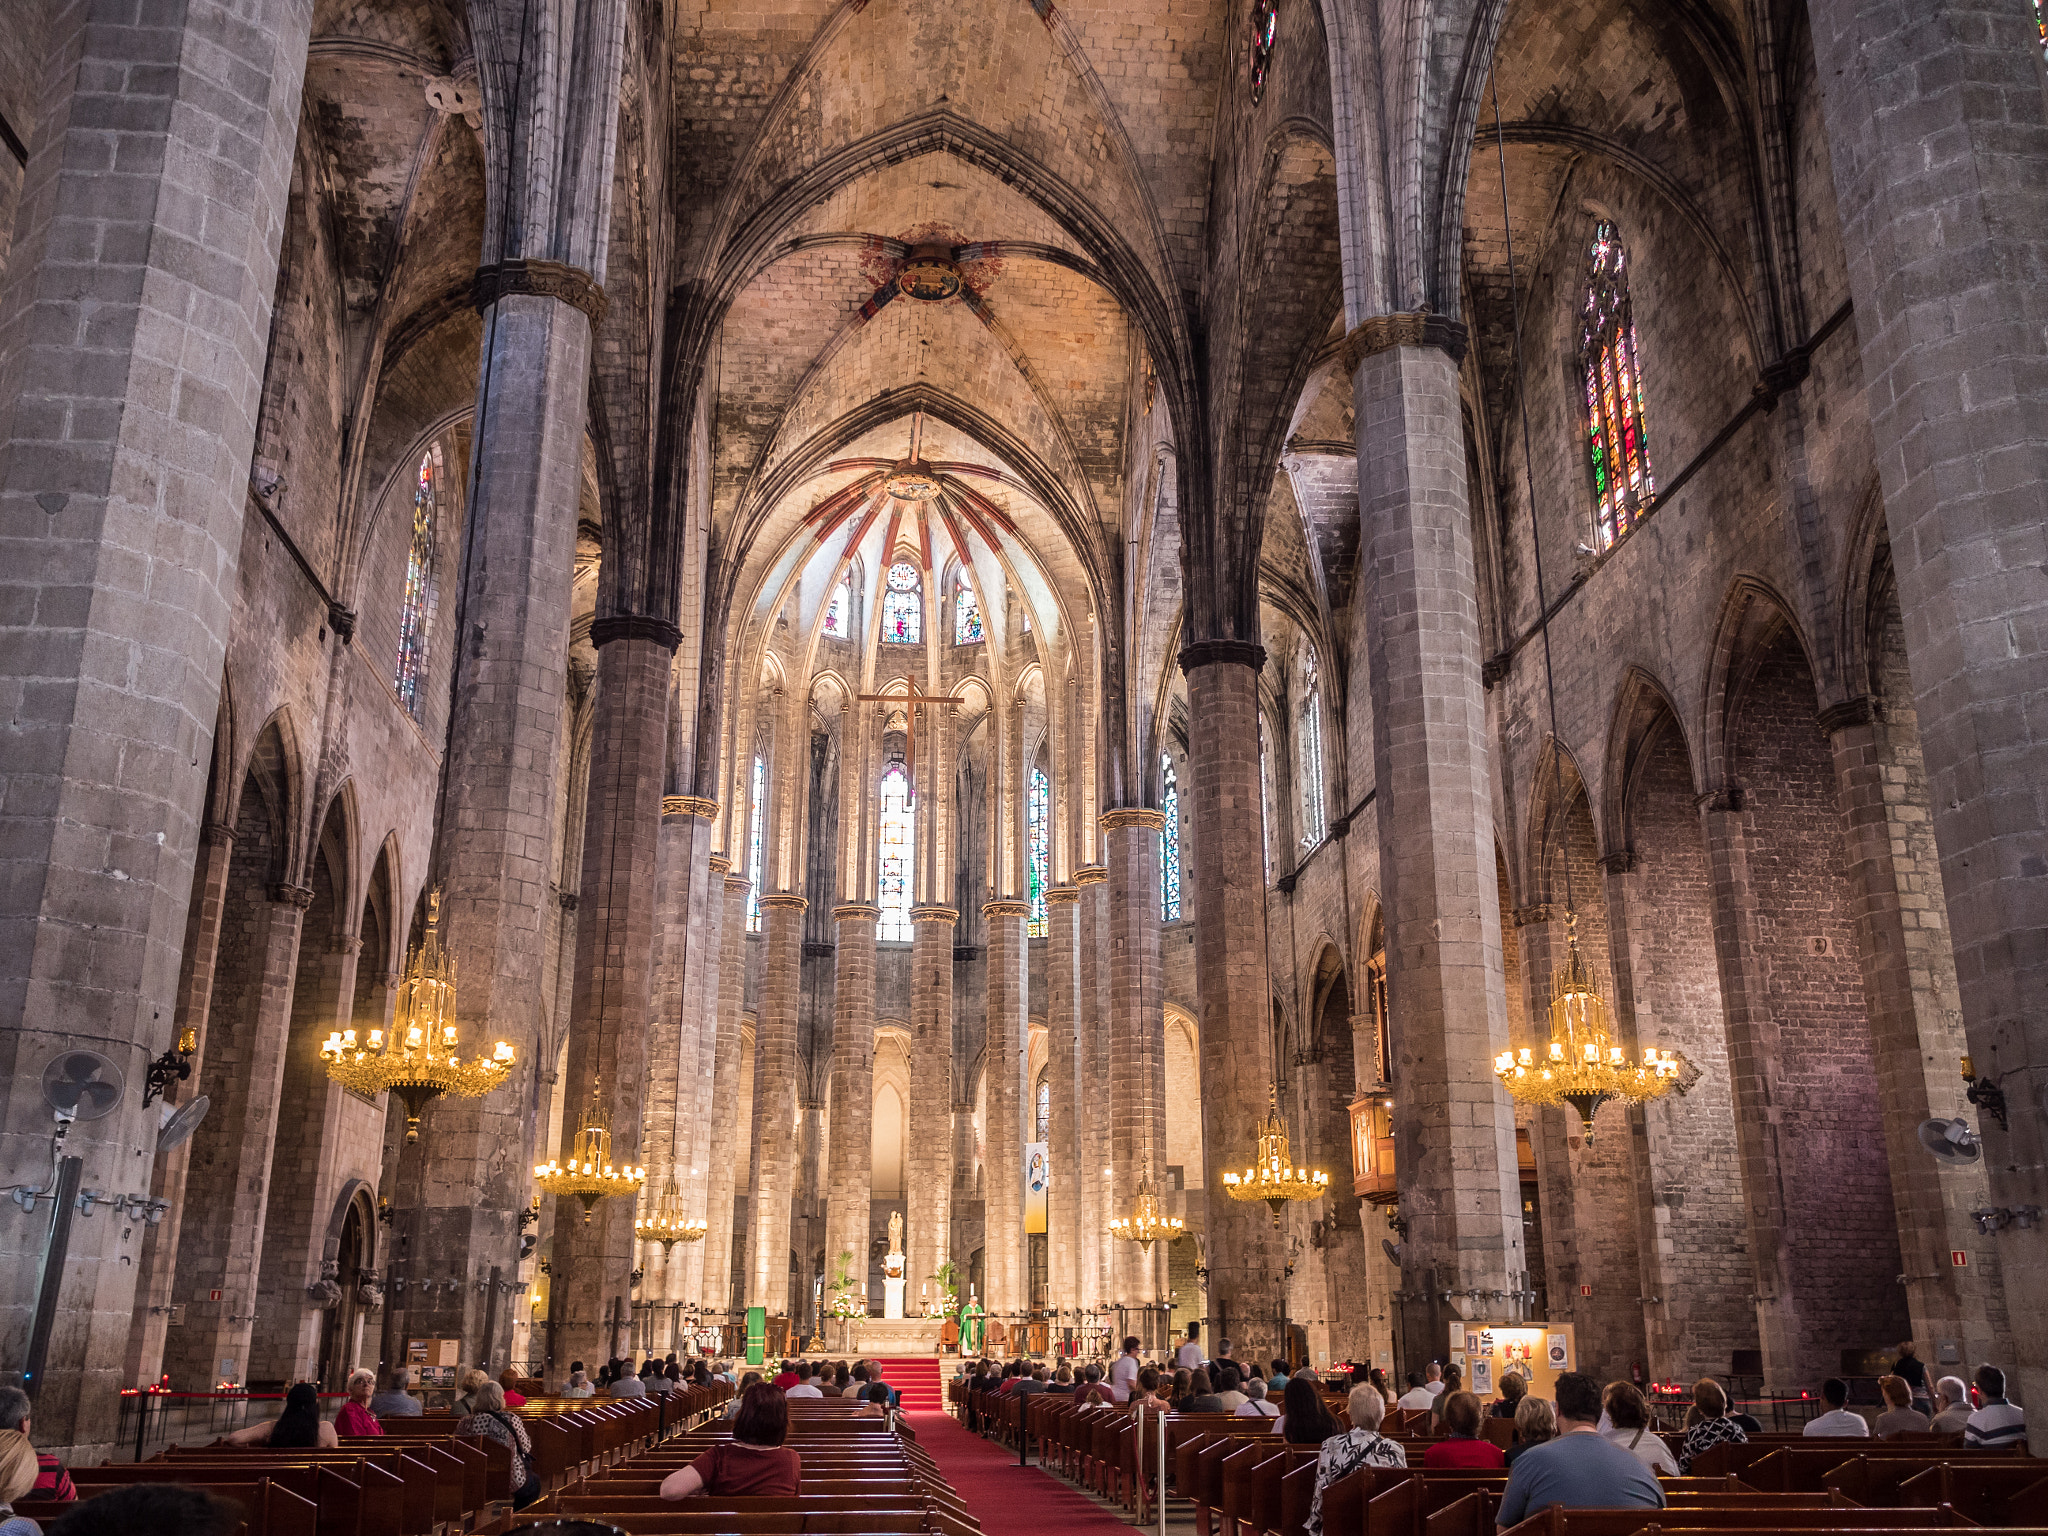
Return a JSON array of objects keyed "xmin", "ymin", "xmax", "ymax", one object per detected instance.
[
  {"xmin": 1215, "ymin": 1366, "xmax": 1248, "ymax": 1412},
  {"xmin": 787, "ymin": 1363, "xmax": 824, "ymax": 1399},
  {"xmin": 1235, "ymin": 1378, "xmax": 1281, "ymax": 1418},
  {"xmin": 1802, "ymin": 1378, "xmax": 1870, "ymax": 1436},
  {"xmin": 1424, "ymin": 1362, "xmax": 1445, "ymax": 1398},
  {"xmin": 1963, "ymin": 1365, "xmax": 2026, "ymax": 1447},
  {"xmin": 1396, "ymin": 1371, "xmax": 1436, "ymax": 1411},
  {"xmin": 1175, "ymin": 1324, "xmax": 1204, "ymax": 1372},
  {"xmin": 1109, "ymin": 1336, "xmax": 1143, "ymax": 1402}
]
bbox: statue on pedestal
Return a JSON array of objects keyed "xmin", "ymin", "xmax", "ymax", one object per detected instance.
[{"xmin": 882, "ymin": 1210, "xmax": 907, "ymax": 1320}]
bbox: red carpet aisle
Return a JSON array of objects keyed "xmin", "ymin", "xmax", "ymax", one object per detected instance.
[
  {"xmin": 903, "ymin": 1409, "xmax": 1133, "ymax": 1535},
  {"xmin": 869, "ymin": 1356, "xmax": 944, "ymax": 1410}
]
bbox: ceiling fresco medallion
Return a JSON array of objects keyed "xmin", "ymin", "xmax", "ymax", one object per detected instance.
[
  {"xmin": 898, "ymin": 244, "xmax": 963, "ymax": 301},
  {"xmin": 885, "ymin": 461, "xmax": 943, "ymax": 501}
]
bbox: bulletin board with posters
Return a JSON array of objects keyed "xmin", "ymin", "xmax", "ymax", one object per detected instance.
[
  {"xmin": 406, "ymin": 1337, "xmax": 461, "ymax": 1388},
  {"xmin": 1447, "ymin": 1322, "xmax": 1576, "ymax": 1406}
]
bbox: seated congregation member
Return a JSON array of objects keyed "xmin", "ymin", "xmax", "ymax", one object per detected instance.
[
  {"xmin": 856, "ymin": 1381, "xmax": 892, "ymax": 1418},
  {"xmin": 1505, "ymin": 1395, "xmax": 1555, "ymax": 1468},
  {"xmin": 1268, "ymin": 1359, "xmax": 1291, "ymax": 1393},
  {"xmin": 562, "ymin": 1369, "xmax": 595, "ymax": 1398},
  {"xmin": 1215, "ymin": 1367, "xmax": 1248, "ymax": 1412},
  {"xmin": 1600, "ymin": 1382, "xmax": 1677, "ymax": 1474},
  {"xmin": 772, "ymin": 1360, "xmax": 799, "ymax": 1390},
  {"xmin": 608, "ymin": 1360, "xmax": 647, "ymax": 1399},
  {"xmin": 1492, "ymin": 1371, "xmax": 1527, "ymax": 1419},
  {"xmin": 821, "ymin": 1363, "xmax": 848, "ymax": 1397},
  {"xmin": 1179, "ymin": 1368, "xmax": 1224, "ymax": 1413},
  {"xmin": 1496, "ymin": 1371, "xmax": 1664, "ymax": 1530},
  {"xmin": 45, "ymin": 1485, "xmax": 239, "ymax": 1536},
  {"xmin": 0, "ymin": 1388, "xmax": 74, "ymax": 1502},
  {"xmin": 1138, "ymin": 1368, "xmax": 1173, "ymax": 1410},
  {"xmin": 452, "ymin": 1368, "xmax": 489, "ymax": 1416},
  {"xmin": 1168, "ymin": 1367, "xmax": 1192, "ymax": 1405},
  {"xmin": 1803, "ymin": 1378, "xmax": 1869, "ymax": 1436},
  {"xmin": 723, "ymin": 1371, "xmax": 764, "ymax": 1417},
  {"xmin": 1676, "ymin": 1377, "xmax": 1746, "ymax": 1472},
  {"xmin": 1050, "ymin": 1363, "xmax": 1076, "ymax": 1394},
  {"xmin": 1964, "ymin": 1364, "xmax": 2026, "ymax": 1447},
  {"xmin": 1396, "ymin": 1371, "xmax": 1436, "ymax": 1411},
  {"xmin": 369, "ymin": 1368, "xmax": 423, "ymax": 1417},
  {"xmin": 497, "ymin": 1369, "xmax": 528, "ymax": 1408},
  {"xmin": 456, "ymin": 1382, "xmax": 540, "ymax": 1510},
  {"xmin": 786, "ymin": 1362, "xmax": 823, "ymax": 1399},
  {"xmin": 665, "ymin": 1383, "xmax": 802, "ymax": 1498},
  {"xmin": 1425, "ymin": 1390, "xmax": 1505, "ymax": 1469},
  {"xmin": 1014, "ymin": 1365, "xmax": 1049, "ymax": 1397},
  {"xmin": 1236, "ymin": 1378, "xmax": 1281, "ymax": 1418},
  {"xmin": 1873, "ymin": 1374, "xmax": 1930, "ymax": 1438},
  {"xmin": 225, "ymin": 1382, "xmax": 338, "ymax": 1448},
  {"xmin": 1077, "ymin": 1363, "xmax": 1116, "ymax": 1406},
  {"xmin": 1306, "ymin": 1385, "xmax": 1407, "ymax": 1536},
  {"xmin": 0, "ymin": 1431, "xmax": 43, "ymax": 1536},
  {"xmin": 1930, "ymin": 1375, "xmax": 1974, "ymax": 1433},
  {"xmin": 1275, "ymin": 1374, "xmax": 1340, "ymax": 1445},
  {"xmin": 333, "ymin": 1369, "xmax": 383, "ymax": 1436}
]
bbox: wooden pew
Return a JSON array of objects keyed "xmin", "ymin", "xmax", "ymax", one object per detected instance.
[{"xmin": 29, "ymin": 1479, "xmax": 320, "ymax": 1536}]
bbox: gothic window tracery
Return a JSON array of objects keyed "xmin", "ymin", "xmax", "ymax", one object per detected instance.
[
  {"xmin": 1035, "ymin": 1077, "xmax": 1050, "ymax": 1143},
  {"xmin": 1259, "ymin": 715, "xmax": 1274, "ymax": 885},
  {"xmin": 1028, "ymin": 766, "xmax": 1050, "ymax": 938},
  {"xmin": 1249, "ymin": 0, "xmax": 1277, "ymax": 103},
  {"xmin": 1299, "ymin": 655, "xmax": 1327, "ymax": 847},
  {"xmin": 878, "ymin": 762, "xmax": 914, "ymax": 940},
  {"xmin": 823, "ymin": 579, "xmax": 851, "ymax": 638},
  {"xmin": 1160, "ymin": 751, "xmax": 1182, "ymax": 922},
  {"xmin": 394, "ymin": 448, "xmax": 439, "ymax": 717},
  {"xmin": 1579, "ymin": 220, "xmax": 1656, "ymax": 548},
  {"xmin": 746, "ymin": 754, "xmax": 767, "ymax": 933},
  {"xmin": 954, "ymin": 574, "xmax": 984, "ymax": 644},
  {"xmin": 882, "ymin": 562, "xmax": 922, "ymax": 643}
]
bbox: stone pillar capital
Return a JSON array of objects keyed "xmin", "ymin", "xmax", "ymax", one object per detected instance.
[
  {"xmin": 1073, "ymin": 865, "xmax": 1109, "ymax": 886},
  {"xmin": 708, "ymin": 854, "xmax": 732, "ymax": 875},
  {"xmin": 833, "ymin": 903, "xmax": 881, "ymax": 923},
  {"xmin": 724, "ymin": 874, "xmax": 752, "ymax": 895},
  {"xmin": 471, "ymin": 258, "xmax": 608, "ymax": 327},
  {"xmin": 1046, "ymin": 886, "xmax": 1081, "ymax": 906},
  {"xmin": 590, "ymin": 613, "xmax": 682, "ymax": 651},
  {"xmin": 271, "ymin": 882, "xmax": 314, "ymax": 910},
  {"xmin": 910, "ymin": 904, "xmax": 959, "ymax": 925},
  {"xmin": 1816, "ymin": 696, "xmax": 1877, "ymax": 736},
  {"xmin": 1098, "ymin": 807, "xmax": 1167, "ymax": 833},
  {"xmin": 981, "ymin": 899, "xmax": 1031, "ymax": 920},
  {"xmin": 1177, "ymin": 639, "xmax": 1267, "ymax": 675},
  {"xmin": 1337, "ymin": 311, "xmax": 1470, "ymax": 374},
  {"xmin": 662, "ymin": 795, "xmax": 719, "ymax": 819},
  {"xmin": 759, "ymin": 893, "xmax": 808, "ymax": 914},
  {"xmin": 201, "ymin": 822, "xmax": 237, "ymax": 848}
]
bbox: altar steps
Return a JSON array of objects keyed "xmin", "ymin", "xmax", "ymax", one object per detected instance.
[{"xmin": 871, "ymin": 1355, "xmax": 944, "ymax": 1410}]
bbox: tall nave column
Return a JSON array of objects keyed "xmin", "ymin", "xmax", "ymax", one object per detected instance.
[
  {"xmin": 0, "ymin": 0, "xmax": 315, "ymax": 1453},
  {"xmin": 1807, "ymin": 0, "xmax": 2048, "ymax": 1406},
  {"xmin": 1351, "ymin": 322, "xmax": 1523, "ymax": 1377},
  {"xmin": 1100, "ymin": 809, "xmax": 1167, "ymax": 1314},
  {"xmin": 648, "ymin": 793, "xmax": 718, "ymax": 1315},
  {"xmin": 1180, "ymin": 640, "xmax": 1279, "ymax": 1352},
  {"xmin": 1045, "ymin": 885, "xmax": 1083, "ymax": 1312},
  {"xmin": 746, "ymin": 893, "xmax": 807, "ymax": 1316},
  {"xmin": 700, "ymin": 865, "xmax": 749, "ymax": 1314},
  {"xmin": 908, "ymin": 907, "xmax": 957, "ymax": 1297},
  {"xmin": 548, "ymin": 623, "xmax": 674, "ymax": 1376},
  {"xmin": 983, "ymin": 900, "xmax": 1031, "ymax": 1319},
  {"xmin": 1074, "ymin": 865, "xmax": 1111, "ymax": 1310},
  {"xmin": 827, "ymin": 904, "xmax": 879, "ymax": 1294}
]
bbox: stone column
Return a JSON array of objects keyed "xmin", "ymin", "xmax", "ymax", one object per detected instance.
[
  {"xmin": 983, "ymin": 900, "xmax": 1031, "ymax": 1318},
  {"xmin": 646, "ymin": 793, "xmax": 715, "ymax": 1307},
  {"xmin": 826, "ymin": 904, "xmax": 879, "ymax": 1298},
  {"xmin": 1045, "ymin": 885, "xmax": 1083, "ymax": 1313},
  {"xmin": 547, "ymin": 626, "xmax": 673, "ymax": 1377},
  {"xmin": 1352, "ymin": 328, "xmax": 1523, "ymax": 1377},
  {"xmin": 0, "ymin": 0, "xmax": 315, "ymax": 1453},
  {"xmin": 163, "ymin": 886, "xmax": 310, "ymax": 1390},
  {"xmin": 1825, "ymin": 699, "xmax": 2005, "ymax": 1368},
  {"xmin": 1101, "ymin": 810, "xmax": 1168, "ymax": 1320},
  {"xmin": 700, "ymin": 866, "xmax": 749, "ymax": 1316},
  {"xmin": 745, "ymin": 894, "xmax": 806, "ymax": 1317},
  {"xmin": 125, "ymin": 824, "xmax": 237, "ymax": 1388},
  {"xmin": 1808, "ymin": 0, "xmax": 2048, "ymax": 1404},
  {"xmin": 406, "ymin": 270, "xmax": 611, "ymax": 1357},
  {"xmin": 675, "ymin": 812, "xmax": 722, "ymax": 1310},
  {"xmin": 1074, "ymin": 865, "xmax": 1111, "ymax": 1312},
  {"xmin": 907, "ymin": 907, "xmax": 956, "ymax": 1300},
  {"xmin": 1697, "ymin": 793, "xmax": 1801, "ymax": 1389}
]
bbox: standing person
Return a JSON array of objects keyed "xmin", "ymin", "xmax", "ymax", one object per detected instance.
[
  {"xmin": 334, "ymin": 1370, "xmax": 383, "ymax": 1436},
  {"xmin": 1890, "ymin": 1341, "xmax": 1931, "ymax": 1415},
  {"xmin": 1306, "ymin": 1386, "xmax": 1407, "ymax": 1536},
  {"xmin": 1676, "ymin": 1379, "xmax": 1747, "ymax": 1473},
  {"xmin": 225, "ymin": 1383, "xmax": 338, "ymax": 1448},
  {"xmin": 1963, "ymin": 1365, "xmax": 2026, "ymax": 1447},
  {"xmin": 1424, "ymin": 1391, "xmax": 1505, "ymax": 1469},
  {"xmin": 1600, "ymin": 1383, "xmax": 1677, "ymax": 1474},
  {"xmin": 1212, "ymin": 1338, "xmax": 1244, "ymax": 1384},
  {"xmin": 1872, "ymin": 1376, "xmax": 1930, "ymax": 1438},
  {"xmin": 1803, "ymin": 1379, "xmax": 1870, "ymax": 1437},
  {"xmin": 455, "ymin": 1383, "xmax": 541, "ymax": 1510},
  {"xmin": 369, "ymin": 1369, "xmax": 423, "ymax": 1418},
  {"xmin": 1930, "ymin": 1376, "xmax": 1974, "ymax": 1433},
  {"xmin": 0, "ymin": 1431, "xmax": 43, "ymax": 1536},
  {"xmin": 1495, "ymin": 1372, "xmax": 1664, "ymax": 1528},
  {"xmin": 662, "ymin": 1383, "xmax": 802, "ymax": 1498},
  {"xmin": 0, "ymin": 1388, "xmax": 75, "ymax": 1502},
  {"xmin": 1176, "ymin": 1324, "xmax": 1204, "ymax": 1371},
  {"xmin": 1109, "ymin": 1336, "xmax": 1143, "ymax": 1401}
]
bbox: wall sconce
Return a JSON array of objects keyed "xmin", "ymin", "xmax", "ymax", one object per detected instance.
[{"xmin": 143, "ymin": 1028, "xmax": 199, "ymax": 1107}]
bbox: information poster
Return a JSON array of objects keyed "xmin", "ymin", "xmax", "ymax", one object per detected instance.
[{"xmin": 1547, "ymin": 1333, "xmax": 1570, "ymax": 1370}]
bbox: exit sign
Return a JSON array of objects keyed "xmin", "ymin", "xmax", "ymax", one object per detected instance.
[{"xmin": 1951, "ymin": 1250, "xmax": 1968, "ymax": 1267}]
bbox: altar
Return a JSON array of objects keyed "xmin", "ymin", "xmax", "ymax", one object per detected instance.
[{"xmin": 850, "ymin": 1316, "xmax": 945, "ymax": 1355}]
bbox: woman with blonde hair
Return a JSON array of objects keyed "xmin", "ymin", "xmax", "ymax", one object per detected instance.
[
  {"xmin": 1677, "ymin": 1378, "xmax": 1746, "ymax": 1472},
  {"xmin": 452, "ymin": 1368, "xmax": 490, "ymax": 1417},
  {"xmin": 1504, "ymin": 1395, "xmax": 1555, "ymax": 1467},
  {"xmin": 0, "ymin": 1429, "xmax": 42, "ymax": 1536},
  {"xmin": 1873, "ymin": 1375, "xmax": 1930, "ymax": 1438}
]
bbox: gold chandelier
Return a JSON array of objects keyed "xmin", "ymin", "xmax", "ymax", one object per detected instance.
[
  {"xmin": 1223, "ymin": 1086, "xmax": 1330, "ymax": 1225},
  {"xmin": 320, "ymin": 889, "xmax": 514, "ymax": 1141},
  {"xmin": 1107, "ymin": 1178, "xmax": 1186, "ymax": 1249},
  {"xmin": 535, "ymin": 1084, "xmax": 645, "ymax": 1223},
  {"xmin": 635, "ymin": 1179, "xmax": 708, "ymax": 1253},
  {"xmin": 1495, "ymin": 915, "xmax": 1681, "ymax": 1140}
]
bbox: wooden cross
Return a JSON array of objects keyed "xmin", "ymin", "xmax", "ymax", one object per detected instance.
[{"xmin": 856, "ymin": 677, "xmax": 967, "ymax": 802}]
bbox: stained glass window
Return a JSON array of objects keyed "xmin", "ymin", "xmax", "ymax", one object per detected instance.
[
  {"xmin": 1579, "ymin": 221, "xmax": 1656, "ymax": 549},
  {"xmin": 1036, "ymin": 1078, "xmax": 1050, "ymax": 1143},
  {"xmin": 878, "ymin": 762, "xmax": 913, "ymax": 940},
  {"xmin": 1249, "ymin": 0, "xmax": 1277, "ymax": 103},
  {"xmin": 881, "ymin": 561, "xmax": 922, "ymax": 643},
  {"xmin": 394, "ymin": 450, "xmax": 437, "ymax": 717},
  {"xmin": 954, "ymin": 577, "xmax": 984, "ymax": 644},
  {"xmin": 1027, "ymin": 766, "xmax": 1049, "ymax": 938},
  {"xmin": 746, "ymin": 755, "xmax": 767, "ymax": 934},
  {"xmin": 1259, "ymin": 715, "xmax": 1274, "ymax": 885},
  {"xmin": 1160, "ymin": 751, "xmax": 1182, "ymax": 922},
  {"xmin": 2037, "ymin": 0, "xmax": 2046, "ymax": 62},
  {"xmin": 1299, "ymin": 659, "xmax": 1327, "ymax": 847},
  {"xmin": 823, "ymin": 580, "xmax": 850, "ymax": 639}
]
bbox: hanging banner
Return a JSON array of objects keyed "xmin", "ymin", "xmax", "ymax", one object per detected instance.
[{"xmin": 1024, "ymin": 1142, "xmax": 1049, "ymax": 1234}]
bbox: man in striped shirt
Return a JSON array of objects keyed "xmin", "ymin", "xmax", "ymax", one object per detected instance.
[{"xmin": 1962, "ymin": 1365, "xmax": 2026, "ymax": 1447}]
